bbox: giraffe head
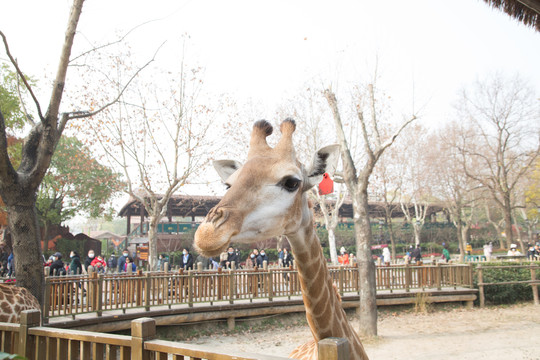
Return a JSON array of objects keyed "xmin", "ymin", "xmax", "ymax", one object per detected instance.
[{"xmin": 194, "ymin": 119, "xmax": 340, "ymax": 257}]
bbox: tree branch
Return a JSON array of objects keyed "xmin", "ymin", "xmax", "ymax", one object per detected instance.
[
  {"xmin": 0, "ymin": 31, "xmax": 44, "ymax": 121},
  {"xmin": 63, "ymin": 41, "xmax": 165, "ymax": 125}
]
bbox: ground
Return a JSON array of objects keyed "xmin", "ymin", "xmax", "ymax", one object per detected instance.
[{"xmin": 180, "ymin": 302, "xmax": 540, "ymax": 359}]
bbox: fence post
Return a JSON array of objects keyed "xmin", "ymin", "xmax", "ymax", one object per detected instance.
[
  {"xmin": 145, "ymin": 272, "xmax": 152, "ymax": 311},
  {"xmin": 318, "ymin": 337, "xmax": 349, "ymax": 360},
  {"xmin": 339, "ymin": 266, "xmax": 344, "ymax": 296},
  {"xmin": 88, "ymin": 268, "xmax": 97, "ymax": 310},
  {"xmin": 531, "ymin": 263, "xmax": 539, "ymax": 305},
  {"xmin": 405, "ymin": 264, "xmax": 411, "ymax": 292},
  {"xmin": 268, "ymin": 269, "xmax": 273, "ymax": 302},
  {"xmin": 131, "ymin": 318, "xmax": 156, "ymax": 360},
  {"xmin": 468, "ymin": 263, "xmax": 474, "ymax": 288},
  {"xmin": 436, "ymin": 263, "xmax": 442, "ymax": 291},
  {"xmin": 477, "ymin": 265, "xmax": 485, "ymax": 308},
  {"xmin": 188, "ymin": 270, "xmax": 194, "ymax": 307},
  {"xmin": 18, "ymin": 310, "xmax": 41, "ymax": 358},
  {"xmin": 43, "ymin": 276, "xmax": 51, "ymax": 324},
  {"xmin": 97, "ymin": 273, "xmax": 104, "ymax": 317},
  {"xmin": 228, "ymin": 269, "xmax": 235, "ymax": 304}
]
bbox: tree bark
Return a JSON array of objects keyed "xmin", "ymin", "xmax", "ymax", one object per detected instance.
[
  {"xmin": 147, "ymin": 215, "xmax": 160, "ymax": 270},
  {"xmin": 328, "ymin": 228, "xmax": 338, "ymax": 265},
  {"xmin": 0, "ymin": 0, "xmax": 85, "ymax": 304},
  {"xmin": 5, "ymin": 196, "xmax": 44, "ymax": 304},
  {"xmin": 354, "ymin": 190, "xmax": 377, "ymax": 336},
  {"xmin": 503, "ymin": 195, "xmax": 514, "ymax": 247}
]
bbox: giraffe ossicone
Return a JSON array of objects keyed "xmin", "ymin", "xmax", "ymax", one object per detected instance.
[{"xmin": 194, "ymin": 119, "xmax": 368, "ymax": 359}]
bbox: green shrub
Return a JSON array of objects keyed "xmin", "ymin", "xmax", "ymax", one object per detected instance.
[{"xmin": 473, "ymin": 262, "xmax": 540, "ymax": 305}]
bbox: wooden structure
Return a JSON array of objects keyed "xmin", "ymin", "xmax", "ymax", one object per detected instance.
[
  {"xmin": 0, "ymin": 310, "xmax": 299, "ymax": 360},
  {"xmin": 476, "ymin": 263, "xmax": 540, "ymax": 307},
  {"xmin": 34, "ymin": 264, "xmax": 476, "ymax": 330},
  {"xmin": 118, "ymin": 194, "xmax": 445, "ymax": 236}
]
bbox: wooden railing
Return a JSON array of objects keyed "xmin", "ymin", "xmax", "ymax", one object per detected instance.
[
  {"xmin": 476, "ymin": 263, "xmax": 540, "ymax": 307},
  {"xmin": 1, "ymin": 310, "xmax": 348, "ymax": 360},
  {"xmin": 40, "ymin": 264, "xmax": 473, "ymax": 321}
]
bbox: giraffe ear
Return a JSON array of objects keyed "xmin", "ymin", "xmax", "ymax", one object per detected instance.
[
  {"xmin": 213, "ymin": 160, "xmax": 243, "ymax": 182},
  {"xmin": 305, "ymin": 144, "xmax": 340, "ymax": 189}
]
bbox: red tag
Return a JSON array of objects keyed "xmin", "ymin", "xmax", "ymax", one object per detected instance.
[{"xmin": 318, "ymin": 173, "xmax": 334, "ymax": 195}]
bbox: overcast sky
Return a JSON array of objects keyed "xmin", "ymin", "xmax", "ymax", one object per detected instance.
[
  {"xmin": 2, "ymin": 0, "xmax": 539, "ymax": 127},
  {"xmin": 1, "ymin": 0, "xmax": 539, "ymax": 225}
]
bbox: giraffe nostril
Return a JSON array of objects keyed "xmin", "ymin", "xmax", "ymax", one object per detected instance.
[{"xmin": 206, "ymin": 207, "xmax": 229, "ymax": 229}]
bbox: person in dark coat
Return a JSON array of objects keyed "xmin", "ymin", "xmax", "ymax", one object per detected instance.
[
  {"xmin": 69, "ymin": 251, "xmax": 82, "ymax": 275},
  {"xmin": 117, "ymin": 249, "xmax": 129, "ymax": 273},
  {"xmin": 282, "ymin": 248, "xmax": 293, "ymax": 268},
  {"xmin": 50, "ymin": 252, "xmax": 66, "ymax": 276},
  {"xmin": 257, "ymin": 249, "xmax": 269, "ymax": 267},
  {"xmin": 84, "ymin": 250, "xmax": 95, "ymax": 273},
  {"xmin": 107, "ymin": 253, "xmax": 118, "ymax": 270},
  {"xmin": 412, "ymin": 244, "xmax": 422, "ymax": 263},
  {"xmin": 225, "ymin": 246, "xmax": 239, "ymax": 269},
  {"xmin": 179, "ymin": 248, "xmax": 194, "ymax": 270}
]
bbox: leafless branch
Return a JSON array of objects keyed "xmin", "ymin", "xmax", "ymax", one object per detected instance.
[{"xmin": 0, "ymin": 31, "xmax": 44, "ymax": 121}]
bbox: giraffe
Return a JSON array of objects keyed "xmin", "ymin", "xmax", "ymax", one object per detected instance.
[
  {"xmin": 0, "ymin": 283, "xmax": 41, "ymax": 323},
  {"xmin": 194, "ymin": 119, "xmax": 368, "ymax": 360}
]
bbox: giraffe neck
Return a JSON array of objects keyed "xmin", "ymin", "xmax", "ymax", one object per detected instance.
[{"xmin": 288, "ymin": 216, "xmax": 368, "ymax": 359}]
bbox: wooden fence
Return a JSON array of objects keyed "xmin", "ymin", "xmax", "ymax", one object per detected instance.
[
  {"xmin": 476, "ymin": 263, "xmax": 540, "ymax": 307},
  {"xmin": 0, "ymin": 310, "xmax": 348, "ymax": 360},
  {"xmin": 41, "ymin": 264, "xmax": 473, "ymax": 321}
]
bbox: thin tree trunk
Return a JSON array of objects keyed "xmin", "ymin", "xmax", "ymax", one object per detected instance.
[
  {"xmin": 455, "ymin": 220, "xmax": 465, "ymax": 262},
  {"xmin": 354, "ymin": 190, "xmax": 377, "ymax": 337},
  {"xmin": 328, "ymin": 228, "xmax": 338, "ymax": 265},
  {"xmin": 148, "ymin": 216, "xmax": 159, "ymax": 271},
  {"xmin": 503, "ymin": 195, "xmax": 514, "ymax": 247}
]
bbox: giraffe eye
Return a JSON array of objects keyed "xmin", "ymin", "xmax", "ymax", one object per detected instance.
[
  {"xmin": 280, "ymin": 177, "xmax": 301, "ymax": 192},
  {"xmin": 224, "ymin": 183, "xmax": 231, "ymax": 190}
]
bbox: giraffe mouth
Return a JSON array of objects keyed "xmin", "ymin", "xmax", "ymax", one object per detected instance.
[{"xmin": 193, "ymin": 222, "xmax": 235, "ymax": 257}]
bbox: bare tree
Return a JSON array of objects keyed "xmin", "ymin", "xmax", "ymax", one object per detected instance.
[
  {"xmin": 455, "ymin": 73, "xmax": 540, "ymax": 249},
  {"xmin": 278, "ymin": 86, "xmax": 347, "ymax": 264},
  {"xmin": 392, "ymin": 124, "xmax": 431, "ymax": 246},
  {"xmin": 430, "ymin": 122, "xmax": 482, "ymax": 260},
  {"xmin": 372, "ymin": 140, "xmax": 404, "ymax": 261},
  {"xmin": 324, "ymin": 82, "xmax": 415, "ymax": 336},
  {"xmin": 84, "ymin": 61, "xmax": 213, "ymax": 270},
  {"xmin": 0, "ymin": 0, "xmax": 155, "ymax": 301}
]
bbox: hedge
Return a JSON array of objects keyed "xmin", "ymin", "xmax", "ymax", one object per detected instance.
[{"xmin": 473, "ymin": 262, "xmax": 540, "ymax": 305}]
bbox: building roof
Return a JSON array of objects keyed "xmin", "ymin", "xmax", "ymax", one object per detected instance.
[
  {"xmin": 89, "ymin": 230, "xmax": 125, "ymax": 240},
  {"xmin": 118, "ymin": 194, "xmax": 445, "ymax": 220}
]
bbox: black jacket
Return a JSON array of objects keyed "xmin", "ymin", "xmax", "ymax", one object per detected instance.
[
  {"xmin": 180, "ymin": 253, "xmax": 194, "ymax": 270},
  {"xmin": 50, "ymin": 259, "xmax": 66, "ymax": 276}
]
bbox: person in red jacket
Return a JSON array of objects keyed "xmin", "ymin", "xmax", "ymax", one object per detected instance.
[
  {"xmin": 338, "ymin": 247, "xmax": 349, "ymax": 265},
  {"xmin": 90, "ymin": 254, "xmax": 107, "ymax": 273}
]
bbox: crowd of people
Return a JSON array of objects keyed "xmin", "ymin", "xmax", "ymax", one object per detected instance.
[
  {"xmin": 41, "ymin": 249, "xmax": 139, "ymax": 276},
  {"xmin": 4, "ymin": 240, "xmax": 540, "ymax": 278},
  {"xmin": 193, "ymin": 247, "xmax": 293, "ymax": 270}
]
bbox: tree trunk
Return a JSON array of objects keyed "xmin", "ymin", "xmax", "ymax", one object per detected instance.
[
  {"xmin": 455, "ymin": 220, "xmax": 465, "ymax": 262},
  {"xmin": 503, "ymin": 195, "xmax": 514, "ymax": 247},
  {"xmin": 328, "ymin": 227, "xmax": 338, "ymax": 265},
  {"xmin": 354, "ymin": 190, "xmax": 377, "ymax": 337},
  {"xmin": 461, "ymin": 225, "xmax": 471, "ymax": 256},
  {"xmin": 385, "ymin": 212, "xmax": 396, "ymax": 263},
  {"xmin": 412, "ymin": 223, "xmax": 421, "ymax": 246},
  {"xmin": 147, "ymin": 216, "xmax": 159, "ymax": 271},
  {"xmin": 6, "ymin": 198, "xmax": 45, "ymax": 304}
]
